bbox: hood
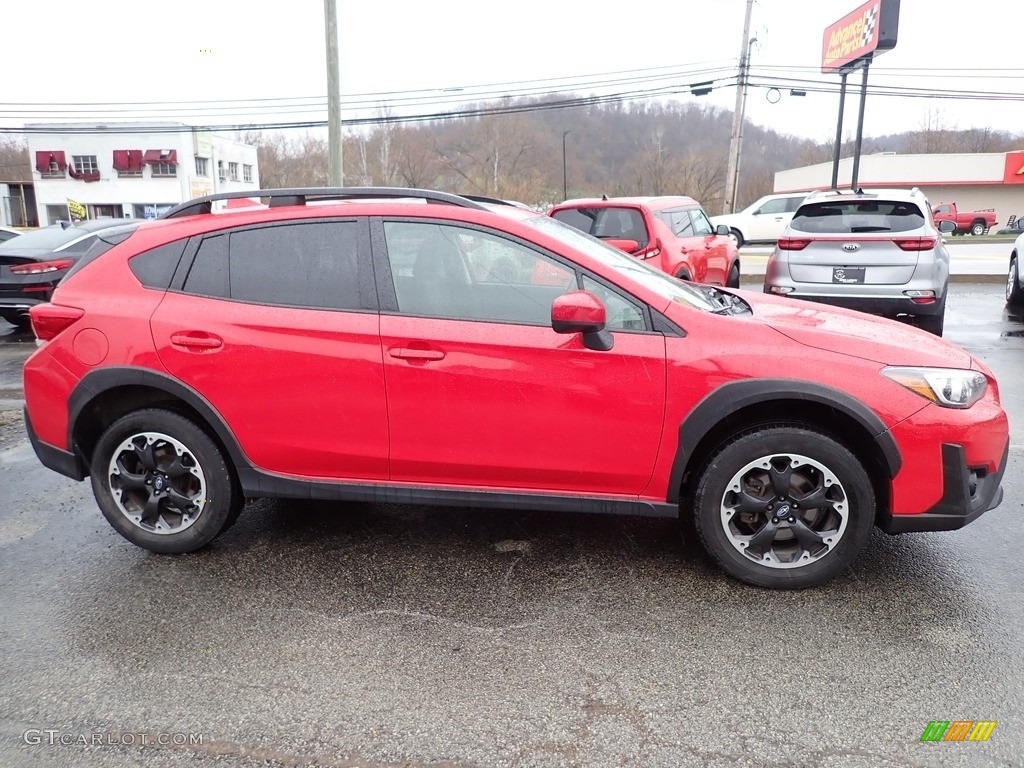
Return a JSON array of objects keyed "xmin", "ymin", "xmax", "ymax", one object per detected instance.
[{"xmin": 741, "ymin": 291, "xmax": 972, "ymax": 368}]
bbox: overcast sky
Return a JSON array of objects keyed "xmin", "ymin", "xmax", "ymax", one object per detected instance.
[{"xmin": 3, "ymin": 0, "xmax": 1021, "ymax": 143}]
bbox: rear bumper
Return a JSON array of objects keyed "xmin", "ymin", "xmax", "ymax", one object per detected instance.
[
  {"xmin": 770, "ymin": 293, "xmax": 944, "ymax": 318},
  {"xmin": 879, "ymin": 441, "xmax": 1008, "ymax": 533},
  {"xmin": 24, "ymin": 407, "xmax": 86, "ymax": 481}
]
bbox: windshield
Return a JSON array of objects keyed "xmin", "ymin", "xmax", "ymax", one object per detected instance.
[
  {"xmin": 525, "ymin": 216, "xmax": 720, "ymax": 312},
  {"xmin": 0, "ymin": 225, "xmax": 93, "ymax": 252}
]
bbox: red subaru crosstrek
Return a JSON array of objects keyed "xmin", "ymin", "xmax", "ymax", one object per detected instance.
[
  {"xmin": 23, "ymin": 188, "xmax": 1009, "ymax": 589},
  {"xmin": 549, "ymin": 196, "xmax": 740, "ymax": 287}
]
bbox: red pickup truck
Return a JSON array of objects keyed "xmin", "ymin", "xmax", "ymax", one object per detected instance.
[{"xmin": 932, "ymin": 202, "xmax": 997, "ymax": 236}]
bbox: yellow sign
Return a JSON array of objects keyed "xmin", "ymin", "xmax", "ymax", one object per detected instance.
[{"xmin": 66, "ymin": 198, "xmax": 87, "ymax": 220}]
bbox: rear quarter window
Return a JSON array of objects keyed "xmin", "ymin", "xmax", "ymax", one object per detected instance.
[
  {"xmin": 790, "ymin": 201, "xmax": 925, "ymax": 233},
  {"xmin": 129, "ymin": 240, "xmax": 188, "ymax": 289}
]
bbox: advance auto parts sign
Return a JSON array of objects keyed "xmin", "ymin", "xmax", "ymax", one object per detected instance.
[{"xmin": 822, "ymin": 0, "xmax": 900, "ymax": 74}]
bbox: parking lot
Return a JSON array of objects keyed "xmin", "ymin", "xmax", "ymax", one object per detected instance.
[{"xmin": 0, "ymin": 282, "xmax": 1021, "ymax": 768}]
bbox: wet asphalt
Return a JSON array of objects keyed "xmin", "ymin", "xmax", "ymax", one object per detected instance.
[{"xmin": 0, "ymin": 283, "xmax": 1021, "ymax": 768}]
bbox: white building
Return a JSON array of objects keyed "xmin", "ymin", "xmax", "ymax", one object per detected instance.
[
  {"xmin": 775, "ymin": 151, "xmax": 1024, "ymax": 228},
  {"xmin": 27, "ymin": 123, "xmax": 260, "ymax": 225}
]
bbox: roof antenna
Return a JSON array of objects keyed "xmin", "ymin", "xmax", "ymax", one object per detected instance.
[{"xmin": 601, "ymin": 194, "xmax": 608, "ymax": 201}]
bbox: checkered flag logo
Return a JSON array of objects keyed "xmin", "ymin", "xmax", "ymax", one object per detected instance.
[{"xmin": 861, "ymin": 6, "xmax": 878, "ymax": 47}]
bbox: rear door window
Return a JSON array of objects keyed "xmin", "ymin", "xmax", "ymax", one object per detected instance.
[
  {"xmin": 790, "ymin": 201, "xmax": 925, "ymax": 233},
  {"xmin": 181, "ymin": 220, "xmax": 371, "ymax": 310}
]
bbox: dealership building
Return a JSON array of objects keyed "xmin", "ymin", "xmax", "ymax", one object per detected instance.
[{"xmin": 774, "ymin": 151, "xmax": 1024, "ymax": 229}]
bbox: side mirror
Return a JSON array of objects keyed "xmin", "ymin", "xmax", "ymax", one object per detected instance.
[
  {"xmin": 715, "ymin": 224, "xmax": 730, "ymax": 237},
  {"xmin": 938, "ymin": 220, "xmax": 956, "ymax": 233},
  {"xmin": 551, "ymin": 291, "xmax": 613, "ymax": 351}
]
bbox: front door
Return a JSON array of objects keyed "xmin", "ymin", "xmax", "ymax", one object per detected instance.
[{"xmin": 377, "ymin": 220, "xmax": 667, "ymax": 496}]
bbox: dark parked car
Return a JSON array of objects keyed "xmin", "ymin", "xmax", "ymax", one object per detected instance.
[
  {"xmin": 0, "ymin": 225, "xmax": 23, "ymax": 244},
  {"xmin": 0, "ymin": 218, "xmax": 142, "ymax": 328}
]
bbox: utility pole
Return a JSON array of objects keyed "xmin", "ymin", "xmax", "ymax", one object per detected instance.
[
  {"xmin": 324, "ymin": 0, "xmax": 343, "ymax": 186},
  {"xmin": 723, "ymin": 0, "xmax": 754, "ymax": 215}
]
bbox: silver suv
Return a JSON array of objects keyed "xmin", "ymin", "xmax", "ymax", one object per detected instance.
[{"xmin": 763, "ymin": 188, "xmax": 956, "ymax": 336}]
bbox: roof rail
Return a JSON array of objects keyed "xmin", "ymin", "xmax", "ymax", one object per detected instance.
[
  {"xmin": 458, "ymin": 194, "xmax": 517, "ymax": 207},
  {"xmin": 159, "ymin": 187, "xmax": 490, "ymax": 219}
]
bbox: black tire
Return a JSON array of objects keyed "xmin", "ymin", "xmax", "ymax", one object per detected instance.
[
  {"xmin": 726, "ymin": 262, "xmax": 741, "ymax": 289},
  {"xmin": 90, "ymin": 409, "xmax": 239, "ymax": 553},
  {"xmin": 1007, "ymin": 256, "xmax": 1024, "ymax": 306},
  {"xmin": 970, "ymin": 221, "xmax": 986, "ymax": 237},
  {"xmin": 0, "ymin": 310, "xmax": 31, "ymax": 330},
  {"xmin": 916, "ymin": 311, "xmax": 945, "ymax": 336},
  {"xmin": 691, "ymin": 424, "xmax": 875, "ymax": 589},
  {"xmin": 675, "ymin": 268, "xmax": 692, "ymax": 282},
  {"xmin": 728, "ymin": 229, "xmax": 744, "ymax": 248}
]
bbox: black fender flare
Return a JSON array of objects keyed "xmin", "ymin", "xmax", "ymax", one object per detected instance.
[
  {"xmin": 666, "ymin": 378, "xmax": 902, "ymax": 504},
  {"xmin": 68, "ymin": 366, "xmax": 255, "ymax": 480}
]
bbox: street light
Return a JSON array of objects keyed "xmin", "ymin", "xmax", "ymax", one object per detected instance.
[{"xmin": 562, "ymin": 130, "xmax": 573, "ymax": 201}]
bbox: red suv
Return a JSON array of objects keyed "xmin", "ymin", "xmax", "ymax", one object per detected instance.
[
  {"xmin": 549, "ymin": 196, "xmax": 740, "ymax": 287},
  {"xmin": 23, "ymin": 188, "xmax": 1008, "ymax": 589}
]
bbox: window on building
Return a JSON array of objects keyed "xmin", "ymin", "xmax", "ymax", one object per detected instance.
[
  {"xmin": 143, "ymin": 149, "xmax": 178, "ymax": 178},
  {"xmin": 228, "ymin": 162, "xmax": 239, "ymax": 181},
  {"xmin": 151, "ymin": 162, "xmax": 177, "ymax": 178},
  {"xmin": 35, "ymin": 151, "xmax": 68, "ymax": 178},
  {"xmin": 113, "ymin": 150, "xmax": 144, "ymax": 177},
  {"xmin": 195, "ymin": 157, "xmax": 209, "ymax": 177},
  {"xmin": 71, "ymin": 155, "xmax": 99, "ymax": 175},
  {"xmin": 69, "ymin": 155, "xmax": 101, "ymax": 181},
  {"xmin": 243, "ymin": 164, "xmax": 253, "ymax": 183},
  {"xmin": 218, "ymin": 161, "xmax": 226, "ymax": 180}
]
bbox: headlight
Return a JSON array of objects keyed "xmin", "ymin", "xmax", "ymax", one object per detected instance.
[{"xmin": 881, "ymin": 367, "xmax": 987, "ymax": 409}]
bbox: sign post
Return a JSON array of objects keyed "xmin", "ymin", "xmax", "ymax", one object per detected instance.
[{"xmin": 821, "ymin": 0, "xmax": 900, "ymax": 189}]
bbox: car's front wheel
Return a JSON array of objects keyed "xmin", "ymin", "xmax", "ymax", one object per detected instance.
[
  {"xmin": 1007, "ymin": 256, "xmax": 1023, "ymax": 306},
  {"xmin": 692, "ymin": 425, "xmax": 875, "ymax": 589},
  {"xmin": 90, "ymin": 409, "xmax": 240, "ymax": 553},
  {"xmin": 727, "ymin": 262, "xmax": 741, "ymax": 288}
]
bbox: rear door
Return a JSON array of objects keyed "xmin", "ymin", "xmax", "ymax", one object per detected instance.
[{"xmin": 151, "ymin": 218, "xmax": 389, "ymax": 480}]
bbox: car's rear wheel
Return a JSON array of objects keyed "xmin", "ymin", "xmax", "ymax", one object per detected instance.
[
  {"xmin": 727, "ymin": 262, "xmax": 741, "ymax": 288},
  {"xmin": 692, "ymin": 425, "xmax": 875, "ymax": 589},
  {"xmin": 1007, "ymin": 257, "xmax": 1023, "ymax": 306},
  {"xmin": 970, "ymin": 221, "xmax": 986, "ymax": 237},
  {"xmin": 90, "ymin": 409, "xmax": 240, "ymax": 553},
  {"xmin": 915, "ymin": 311, "xmax": 945, "ymax": 336},
  {"xmin": 728, "ymin": 229, "xmax": 744, "ymax": 248},
  {"xmin": 0, "ymin": 310, "xmax": 30, "ymax": 330}
]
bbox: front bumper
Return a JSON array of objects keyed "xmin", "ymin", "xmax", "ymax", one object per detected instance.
[{"xmin": 879, "ymin": 441, "xmax": 1008, "ymax": 533}]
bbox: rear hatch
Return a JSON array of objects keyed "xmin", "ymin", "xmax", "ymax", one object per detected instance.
[{"xmin": 782, "ymin": 198, "xmax": 931, "ymax": 286}]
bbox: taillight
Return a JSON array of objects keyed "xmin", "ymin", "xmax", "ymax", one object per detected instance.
[
  {"xmin": 777, "ymin": 238, "xmax": 811, "ymax": 251},
  {"xmin": 29, "ymin": 304, "xmax": 84, "ymax": 341},
  {"xmin": 894, "ymin": 237, "xmax": 936, "ymax": 251},
  {"xmin": 10, "ymin": 258, "xmax": 75, "ymax": 275}
]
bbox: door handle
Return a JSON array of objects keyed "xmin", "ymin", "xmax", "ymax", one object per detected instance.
[
  {"xmin": 170, "ymin": 332, "xmax": 223, "ymax": 351},
  {"xmin": 389, "ymin": 346, "xmax": 445, "ymax": 362}
]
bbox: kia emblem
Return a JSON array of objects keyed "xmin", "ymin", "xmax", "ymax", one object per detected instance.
[{"xmin": 842, "ymin": 243, "xmax": 860, "ymax": 252}]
